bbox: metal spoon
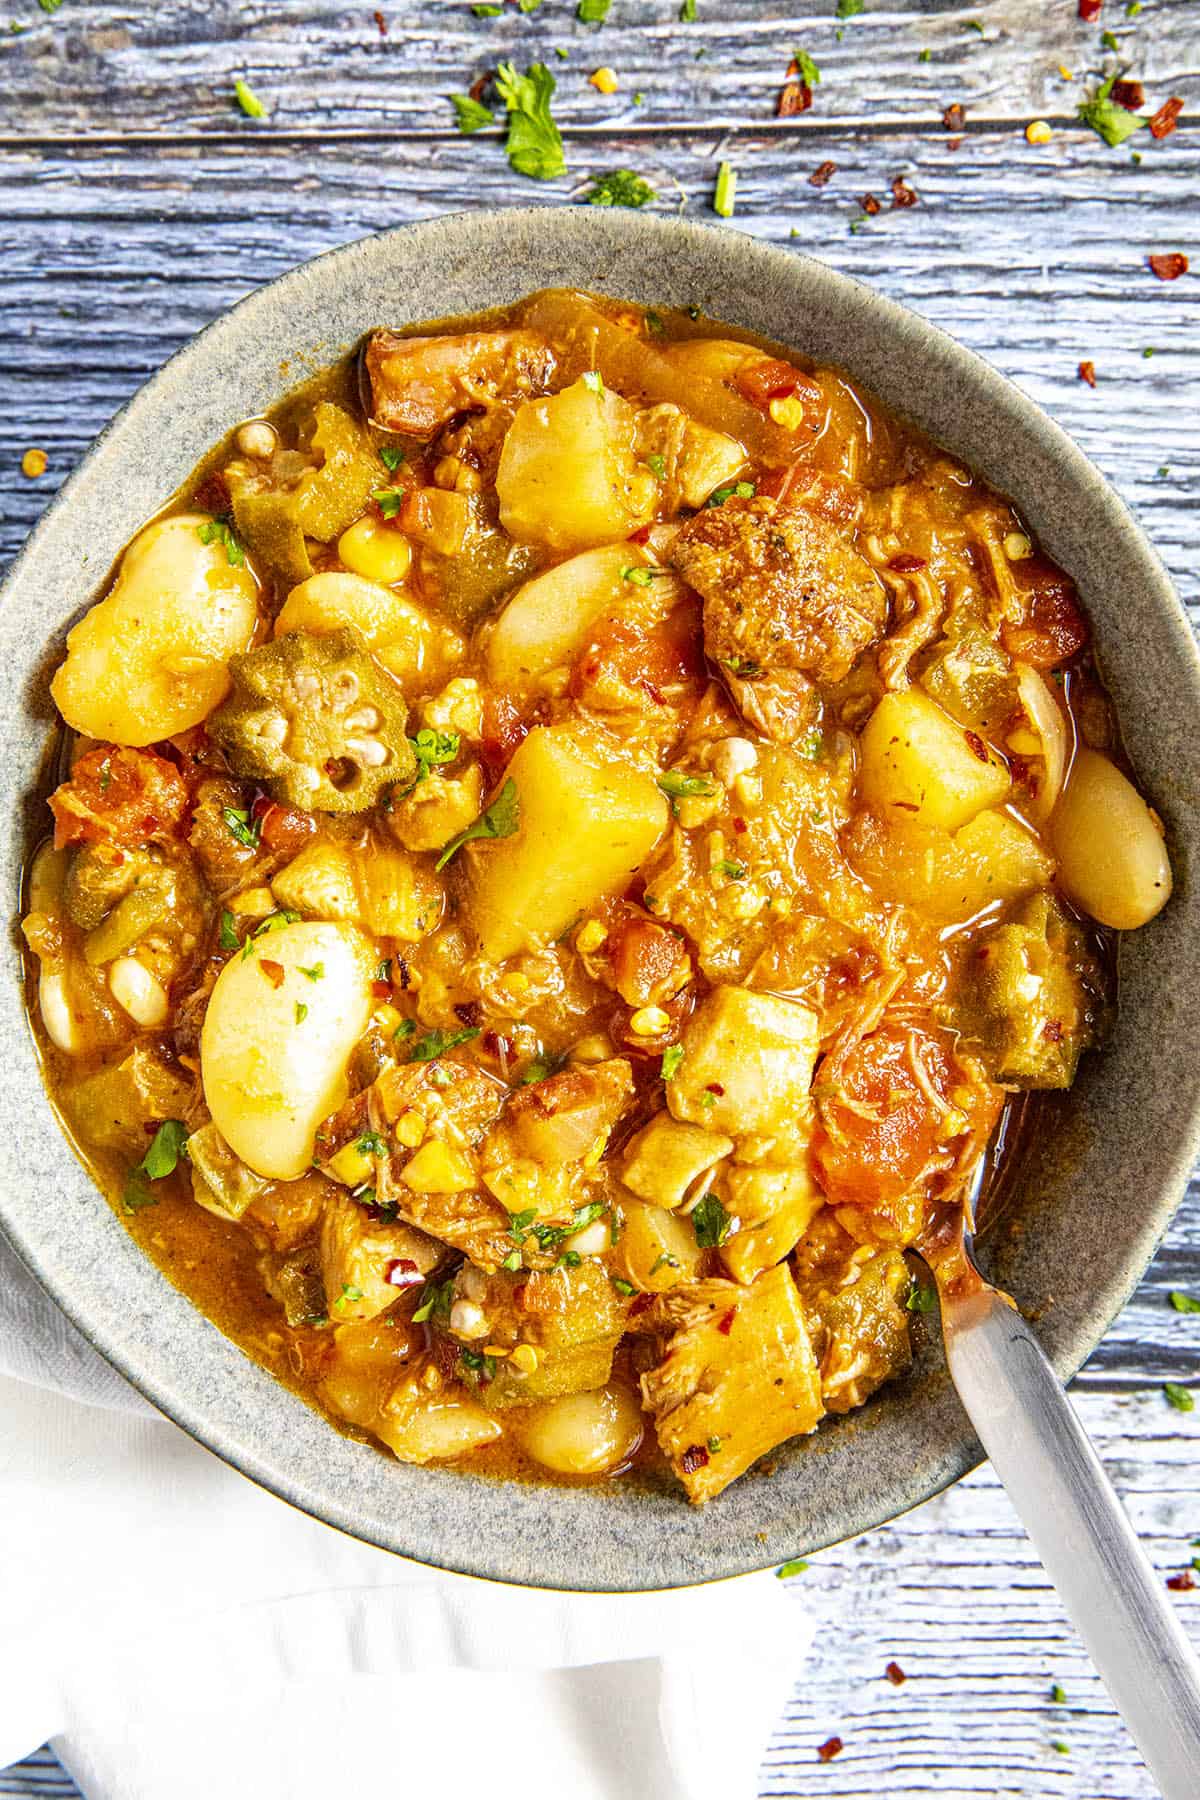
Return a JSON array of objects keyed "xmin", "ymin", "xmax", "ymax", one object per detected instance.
[{"xmin": 922, "ymin": 1174, "xmax": 1200, "ymax": 1798}]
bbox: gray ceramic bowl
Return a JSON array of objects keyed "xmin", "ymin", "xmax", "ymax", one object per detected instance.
[{"xmin": 1, "ymin": 209, "xmax": 1197, "ymax": 1591}]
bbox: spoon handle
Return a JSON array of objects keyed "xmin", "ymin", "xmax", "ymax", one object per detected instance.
[{"xmin": 942, "ymin": 1283, "xmax": 1200, "ymax": 1797}]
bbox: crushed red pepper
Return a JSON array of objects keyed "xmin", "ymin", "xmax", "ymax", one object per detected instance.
[
  {"xmin": 942, "ymin": 102, "xmax": 966, "ymax": 131},
  {"xmin": 818, "ymin": 1737, "xmax": 845, "ymax": 1762},
  {"xmin": 891, "ymin": 175, "xmax": 919, "ymax": 208},
  {"xmin": 1148, "ymin": 252, "xmax": 1189, "ymax": 281},
  {"xmin": 809, "ymin": 159, "xmax": 837, "ymax": 186},
  {"xmin": 373, "ymin": 9, "xmax": 388, "ymax": 34},
  {"xmin": 1167, "ymin": 1571, "xmax": 1196, "ymax": 1592},
  {"xmin": 1110, "ymin": 79, "xmax": 1145, "ymax": 111},
  {"xmin": 778, "ymin": 82, "xmax": 813, "ymax": 117},
  {"xmin": 888, "ymin": 552, "xmax": 926, "ymax": 573},
  {"xmin": 1149, "ymin": 96, "xmax": 1183, "ymax": 139},
  {"xmin": 1078, "ymin": 0, "xmax": 1102, "ymax": 17},
  {"xmin": 860, "ymin": 192, "xmax": 882, "ymax": 215},
  {"xmin": 1078, "ymin": 360, "xmax": 1097, "ymax": 387},
  {"xmin": 885, "ymin": 1661, "xmax": 907, "ymax": 1686},
  {"xmin": 258, "ymin": 959, "xmax": 286, "ymax": 990}
]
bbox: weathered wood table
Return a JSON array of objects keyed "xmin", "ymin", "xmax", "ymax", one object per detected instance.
[{"xmin": 1, "ymin": 2, "xmax": 1196, "ymax": 1793}]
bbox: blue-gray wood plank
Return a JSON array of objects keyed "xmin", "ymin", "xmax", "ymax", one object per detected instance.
[{"xmin": 1, "ymin": 2, "xmax": 1197, "ymax": 1794}]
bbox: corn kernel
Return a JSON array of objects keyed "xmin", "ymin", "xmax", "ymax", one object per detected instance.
[
  {"xmin": 403, "ymin": 1139, "xmax": 476, "ymax": 1193},
  {"xmin": 325, "ymin": 1141, "xmax": 375, "ymax": 1187},
  {"xmin": 734, "ymin": 773, "xmax": 763, "ymax": 809},
  {"xmin": 483, "ymin": 1344, "xmax": 509, "ymax": 1360},
  {"xmin": 630, "ymin": 1005, "xmax": 670, "ymax": 1037},
  {"xmin": 575, "ymin": 919, "xmax": 608, "ymax": 955},
  {"xmin": 768, "ymin": 394, "xmax": 808, "ymax": 431},
  {"xmin": 1025, "ymin": 120, "xmax": 1053, "ymax": 146},
  {"xmin": 230, "ymin": 885, "xmax": 277, "ymax": 918},
  {"xmin": 337, "ymin": 514, "xmax": 412, "ymax": 586},
  {"xmin": 1004, "ymin": 531, "xmax": 1032, "ymax": 561},
  {"xmin": 569, "ymin": 1032, "xmax": 616, "ymax": 1064},
  {"xmin": 510, "ymin": 1344, "xmax": 539, "ymax": 1376},
  {"xmin": 507, "ymin": 972, "xmax": 531, "ymax": 995},
  {"xmin": 395, "ymin": 1109, "xmax": 427, "ymax": 1150},
  {"xmin": 1057, "ymin": 64, "xmax": 1073, "ymax": 81},
  {"xmin": 590, "ymin": 66, "xmax": 619, "ymax": 93},
  {"xmin": 21, "ymin": 448, "xmax": 47, "ymax": 479},
  {"xmin": 372, "ymin": 1003, "xmax": 403, "ymax": 1037}
]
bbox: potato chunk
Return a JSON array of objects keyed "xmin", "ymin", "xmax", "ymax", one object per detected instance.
[
  {"xmin": 496, "ymin": 377, "xmax": 657, "ymax": 552},
  {"xmin": 667, "ymin": 986, "xmax": 819, "ymax": 1148},
  {"xmin": 464, "ymin": 720, "xmax": 669, "ymax": 959},
  {"xmin": 860, "ymin": 689, "xmax": 1009, "ymax": 831},
  {"xmin": 320, "ymin": 1190, "xmax": 443, "ymax": 1323},
  {"xmin": 719, "ymin": 1164, "xmax": 823, "ymax": 1284},
  {"xmin": 614, "ymin": 1200, "xmax": 703, "ymax": 1292},
  {"xmin": 621, "ymin": 1114, "xmax": 733, "ymax": 1210},
  {"xmin": 640, "ymin": 1266, "xmax": 824, "ymax": 1503},
  {"xmin": 486, "ymin": 544, "xmax": 662, "ymax": 690},
  {"xmin": 845, "ymin": 806, "xmax": 1054, "ymax": 924},
  {"xmin": 51, "ymin": 513, "xmax": 258, "ymax": 746}
]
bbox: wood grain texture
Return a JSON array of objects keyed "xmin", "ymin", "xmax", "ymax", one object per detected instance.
[{"xmin": 2, "ymin": 1, "xmax": 1199, "ymax": 1792}]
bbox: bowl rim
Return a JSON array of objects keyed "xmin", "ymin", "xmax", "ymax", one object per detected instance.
[{"xmin": 2, "ymin": 205, "xmax": 1198, "ymax": 1591}]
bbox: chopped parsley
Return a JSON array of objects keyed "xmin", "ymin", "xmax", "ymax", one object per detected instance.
[
  {"xmin": 372, "ymin": 485, "xmax": 406, "ymax": 519},
  {"xmin": 409, "ymin": 727, "xmax": 460, "ymax": 782},
  {"xmin": 836, "ymin": 0, "xmax": 863, "ymax": 16},
  {"xmin": 707, "ymin": 1435, "xmax": 722, "ymax": 1454},
  {"xmin": 234, "ymin": 78, "xmax": 269, "ymax": 120},
  {"xmin": 581, "ymin": 369, "xmax": 604, "ymax": 394},
  {"xmin": 124, "ymin": 1118, "xmax": 188, "ymax": 1212},
  {"xmin": 713, "ymin": 160, "xmax": 737, "ymax": 219},
  {"xmin": 376, "ymin": 958, "xmax": 392, "ymax": 984},
  {"xmin": 295, "ymin": 1001, "xmax": 308, "ymax": 1023},
  {"xmin": 622, "ymin": 563, "xmax": 669, "ymax": 585},
  {"xmin": 706, "ymin": 480, "xmax": 756, "ymax": 506},
  {"xmin": 645, "ymin": 453, "xmax": 667, "ymax": 479},
  {"xmin": 679, "ymin": 0, "xmax": 697, "ymax": 17},
  {"xmin": 298, "ymin": 962, "xmax": 324, "ymax": 981},
  {"xmin": 691, "ymin": 1194, "xmax": 735, "ymax": 1247},
  {"xmin": 649, "ymin": 1252, "xmax": 680, "ymax": 1276},
  {"xmin": 495, "ymin": 61, "xmax": 567, "ymax": 182},
  {"xmin": 906, "ymin": 1279, "xmax": 938, "ymax": 1313},
  {"xmin": 37, "ymin": 0, "xmax": 64, "ymax": 10},
  {"xmin": 436, "ymin": 777, "xmax": 520, "ymax": 871},
  {"xmin": 797, "ymin": 728, "xmax": 824, "ymax": 761},
  {"xmin": 218, "ymin": 910, "xmax": 240, "ymax": 952},
  {"xmin": 222, "ymin": 806, "xmax": 261, "ymax": 850},
  {"xmin": 408, "ymin": 1025, "xmax": 480, "ymax": 1063},
  {"xmin": 644, "ymin": 310, "xmax": 666, "ymax": 335},
  {"xmin": 577, "ymin": 0, "xmax": 610, "ymax": 17},
  {"xmin": 356, "ymin": 1131, "xmax": 387, "ymax": 1157},
  {"xmin": 1051, "ymin": 1742, "xmax": 1070, "ymax": 1756},
  {"xmin": 451, "ymin": 93, "xmax": 495, "ymax": 135},
  {"xmin": 473, "ymin": 3, "xmax": 503, "ymax": 12},
  {"xmin": 502, "ymin": 1250, "xmax": 523, "ymax": 1272},
  {"xmin": 1165, "ymin": 1382, "xmax": 1195, "ymax": 1413},
  {"xmin": 1170, "ymin": 1291, "xmax": 1200, "ymax": 1313},
  {"xmin": 792, "ymin": 46, "xmax": 821, "ymax": 87},
  {"xmin": 611, "ymin": 1276, "xmax": 636, "ymax": 1295},
  {"xmin": 379, "ymin": 444, "xmax": 406, "ymax": 471},
  {"xmin": 776, "ymin": 1558, "xmax": 809, "ymax": 1578},
  {"xmin": 412, "ymin": 1276, "xmax": 455, "ymax": 1323},
  {"xmin": 1100, "ymin": 28, "xmax": 1120, "ymax": 52},
  {"xmin": 718, "ymin": 859, "xmax": 746, "ymax": 880},
  {"xmin": 1050, "ymin": 1683, "xmax": 1067, "ymax": 1705},
  {"xmin": 197, "ymin": 515, "xmax": 246, "ymax": 568},
  {"xmin": 657, "ymin": 769, "xmax": 715, "ymax": 802},
  {"xmin": 1078, "ymin": 74, "xmax": 1147, "ymax": 148},
  {"xmin": 460, "ymin": 1347, "xmax": 497, "ymax": 1383},
  {"xmin": 509, "ymin": 1199, "xmax": 605, "ymax": 1255},
  {"xmin": 661, "ymin": 1043, "xmax": 685, "ymax": 1081},
  {"xmin": 586, "ymin": 169, "xmax": 656, "ymax": 208},
  {"xmin": 393, "ymin": 1018, "xmax": 417, "ymax": 1041},
  {"xmin": 334, "ymin": 1284, "xmax": 364, "ymax": 1313}
]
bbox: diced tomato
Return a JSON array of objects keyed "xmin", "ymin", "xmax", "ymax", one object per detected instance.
[
  {"xmin": 604, "ymin": 904, "xmax": 691, "ymax": 1008},
  {"xmin": 1000, "ymin": 558, "xmax": 1089, "ymax": 668},
  {"xmin": 479, "ymin": 689, "xmax": 533, "ymax": 787},
  {"xmin": 735, "ymin": 357, "xmax": 819, "ymax": 411},
  {"xmin": 251, "ymin": 794, "xmax": 316, "ymax": 855},
  {"xmin": 812, "ymin": 1022, "xmax": 993, "ymax": 1210},
  {"xmin": 49, "ymin": 745, "xmax": 190, "ymax": 850},
  {"xmin": 573, "ymin": 599, "xmax": 705, "ymax": 711}
]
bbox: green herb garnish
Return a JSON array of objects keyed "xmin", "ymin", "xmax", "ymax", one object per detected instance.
[
  {"xmin": 197, "ymin": 515, "xmax": 246, "ymax": 568},
  {"xmin": 295, "ymin": 1002, "xmax": 308, "ymax": 1023},
  {"xmin": 718, "ymin": 859, "xmax": 746, "ymax": 880},
  {"xmin": 679, "ymin": 0, "xmax": 697, "ymax": 17},
  {"xmin": 298, "ymin": 962, "xmax": 324, "ymax": 981},
  {"xmin": 409, "ymin": 727, "xmax": 460, "ymax": 782},
  {"xmin": 661, "ymin": 1043, "xmax": 685, "ymax": 1081},
  {"xmin": 906, "ymin": 1280, "xmax": 938, "ymax": 1313},
  {"xmin": 657, "ymin": 769, "xmax": 715, "ymax": 801},
  {"xmin": 372, "ymin": 485, "xmax": 406, "ymax": 519},
  {"xmin": 713, "ymin": 161, "xmax": 737, "ymax": 219},
  {"xmin": 792, "ymin": 46, "xmax": 821, "ymax": 86},
  {"xmin": 586, "ymin": 169, "xmax": 656, "ymax": 208},
  {"xmin": 412, "ymin": 1276, "xmax": 455, "ymax": 1323},
  {"xmin": 691, "ymin": 1194, "xmax": 735, "ymax": 1247},
  {"xmin": 1170, "ymin": 1291, "xmax": 1200, "ymax": 1313},
  {"xmin": 379, "ymin": 444, "xmax": 406, "ymax": 471},
  {"xmin": 611, "ymin": 1276, "xmax": 636, "ymax": 1296},
  {"xmin": 577, "ymin": 0, "xmax": 609, "ymax": 17},
  {"xmin": 234, "ymin": 78, "xmax": 269, "ymax": 119},
  {"xmin": 222, "ymin": 807, "xmax": 261, "ymax": 850},
  {"xmin": 776, "ymin": 1558, "xmax": 809, "ymax": 1578},
  {"xmin": 436, "ymin": 777, "xmax": 520, "ymax": 871},
  {"xmin": 218, "ymin": 910, "xmax": 240, "ymax": 952},
  {"xmin": 1050, "ymin": 1683, "xmax": 1067, "ymax": 1704},
  {"xmin": 1165, "ymin": 1382, "xmax": 1195, "ymax": 1412},
  {"xmin": 645, "ymin": 453, "xmax": 667, "ymax": 479},
  {"xmin": 495, "ymin": 61, "xmax": 567, "ymax": 181},
  {"xmin": 451, "ymin": 93, "xmax": 496, "ymax": 134},
  {"xmin": 622, "ymin": 563, "xmax": 669, "ymax": 586},
  {"xmin": 581, "ymin": 369, "xmax": 604, "ymax": 394},
  {"xmin": 1078, "ymin": 73, "xmax": 1148, "ymax": 148}
]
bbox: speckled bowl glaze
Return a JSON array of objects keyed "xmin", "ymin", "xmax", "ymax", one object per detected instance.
[{"xmin": 1, "ymin": 210, "xmax": 1197, "ymax": 1590}]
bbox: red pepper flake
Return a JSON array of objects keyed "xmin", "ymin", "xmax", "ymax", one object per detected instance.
[
  {"xmin": 942, "ymin": 102, "xmax": 966, "ymax": 131},
  {"xmin": 706, "ymin": 1082, "xmax": 725, "ymax": 1096},
  {"xmin": 885, "ymin": 1661, "xmax": 906, "ymax": 1686},
  {"xmin": 1078, "ymin": 0, "xmax": 1102, "ymax": 17},
  {"xmin": 888, "ymin": 552, "xmax": 926, "ymax": 573},
  {"xmin": 1111, "ymin": 79, "xmax": 1145, "ymax": 111},
  {"xmin": 817, "ymin": 1737, "xmax": 844, "ymax": 1762},
  {"xmin": 809, "ymin": 160, "xmax": 837, "ymax": 187},
  {"xmin": 468, "ymin": 70, "xmax": 493, "ymax": 105},
  {"xmin": 732, "ymin": 815, "xmax": 748, "ymax": 833},
  {"xmin": 1043, "ymin": 1018, "xmax": 1064, "ymax": 1043},
  {"xmin": 778, "ymin": 81, "xmax": 813, "ymax": 117},
  {"xmin": 385, "ymin": 1258, "xmax": 422, "ymax": 1288},
  {"xmin": 717, "ymin": 1307, "xmax": 738, "ymax": 1336},
  {"xmin": 373, "ymin": 8, "xmax": 388, "ymax": 33},
  {"xmin": 681, "ymin": 1443, "xmax": 710, "ymax": 1474},
  {"xmin": 860, "ymin": 192, "xmax": 882, "ymax": 215},
  {"xmin": 891, "ymin": 175, "xmax": 919, "ymax": 209},
  {"xmin": 259, "ymin": 958, "xmax": 285, "ymax": 989},
  {"xmin": 1167, "ymin": 1570, "xmax": 1196, "ymax": 1592},
  {"xmin": 1149, "ymin": 96, "xmax": 1184, "ymax": 140},
  {"xmin": 964, "ymin": 730, "xmax": 989, "ymax": 764},
  {"xmin": 1078, "ymin": 360, "xmax": 1097, "ymax": 387},
  {"xmin": 1149, "ymin": 252, "xmax": 1189, "ymax": 282},
  {"xmin": 371, "ymin": 979, "xmax": 392, "ymax": 999}
]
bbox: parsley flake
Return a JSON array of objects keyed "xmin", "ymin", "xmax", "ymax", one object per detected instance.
[
  {"xmin": 1170, "ymin": 1291, "xmax": 1200, "ymax": 1313},
  {"xmin": 451, "ymin": 93, "xmax": 496, "ymax": 135},
  {"xmin": 836, "ymin": 0, "xmax": 863, "ymax": 16},
  {"xmin": 718, "ymin": 859, "xmax": 746, "ymax": 880},
  {"xmin": 197, "ymin": 515, "xmax": 246, "ymax": 568},
  {"xmin": 679, "ymin": 0, "xmax": 697, "ymax": 17},
  {"xmin": 611, "ymin": 1275, "xmax": 636, "ymax": 1296},
  {"xmin": 713, "ymin": 160, "xmax": 737, "ymax": 219},
  {"xmin": 379, "ymin": 444, "xmax": 406, "ymax": 471},
  {"xmin": 1078, "ymin": 74, "xmax": 1148, "ymax": 148},
  {"xmin": 1165, "ymin": 1382, "xmax": 1195, "ymax": 1412},
  {"xmin": 657, "ymin": 769, "xmax": 715, "ymax": 803},
  {"xmin": 692, "ymin": 1194, "xmax": 735, "ymax": 1247},
  {"xmin": 218, "ymin": 910, "xmax": 240, "ymax": 952},
  {"xmin": 412, "ymin": 1276, "xmax": 455, "ymax": 1323},
  {"xmin": 495, "ymin": 61, "xmax": 567, "ymax": 182},
  {"xmin": 776, "ymin": 1558, "xmax": 809, "ymax": 1578},
  {"xmin": 661, "ymin": 1043, "xmax": 685, "ymax": 1081},
  {"xmin": 295, "ymin": 1001, "xmax": 308, "ymax": 1024},
  {"xmin": 645, "ymin": 452, "xmax": 667, "ymax": 479},
  {"xmin": 372, "ymin": 485, "xmax": 406, "ymax": 519},
  {"xmin": 906, "ymin": 1280, "xmax": 938, "ymax": 1313},
  {"xmin": 435, "ymin": 777, "xmax": 520, "ymax": 871},
  {"xmin": 1051, "ymin": 1683, "xmax": 1067, "ymax": 1704},
  {"xmin": 581, "ymin": 369, "xmax": 604, "ymax": 394},
  {"xmin": 706, "ymin": 480, "xmax": 756, "ymax": 506},
  {"xmin": 408, "ymin": 1026, "xmax": 480, "ymax": 1063},
  {"xmin": 409, "ymin": 727, "xmax": 460, "ymax": 783},
  {"xmin": 577, "ymin": 0, "xmax": 610, "ymax": 17},
  {"xmin": 222, "ymin": 807, "xmax": 261, "ymax": 850},
  {"xmin": 586, "ymin": 169, "xmax": 656, "ymax": 208},
  {"xmin": 792, "ymin": 46, "xmax": 821, "ymax": 87},
  {"xmin": 298, "ymin": 962, "xmax": 324, "ymax": 981},
  {"xmin": 622, "ymin": 563, "xmax": 669, "ymax": 586}
]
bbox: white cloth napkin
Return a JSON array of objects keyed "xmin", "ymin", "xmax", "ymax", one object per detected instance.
[{"xmin": 0, "ymin": 1229, "xmax": 810, "ymax": 1800}]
